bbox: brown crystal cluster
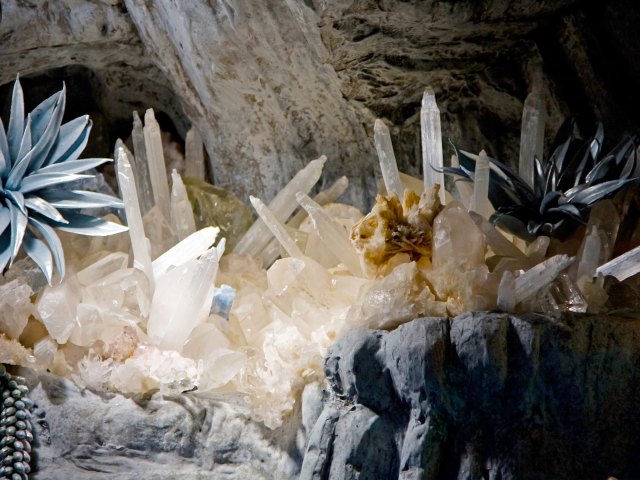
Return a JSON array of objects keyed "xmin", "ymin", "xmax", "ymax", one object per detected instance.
[{"xmin": 351, "ymin": 185, "xmax": 443, "ymax": 276}]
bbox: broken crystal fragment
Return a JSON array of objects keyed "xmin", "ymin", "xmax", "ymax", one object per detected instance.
[
  {"xmin": 421, "ymin": 88, "xmax": 446, "ymax": 203},
  {"xmin": 234, "ymin": 156, "xmax": 326, "ymax": 259},
  {"xmin": 518, "ymin": 91, "xmax": 546, "ymax": 188},
  {"xmin": 116, "ymin": 141, "xmax": 155, "ymax": 289},
  {"xmin": 184, "ymin": 177, "xmax": 253, "ymax": 252},
  {"xmin": 170, "ymin": 170, "xmax": 197, "ymax": 241},
  {"xmin": 374, "ymin": 119, "xmax": 404, "ymax": 199},
  {"xmin": 143, "ymin": 108, "xmax": 172, "ymax": 221},
  {"xmin": 184, "ymin": 127, "xmax": 206, "ymax": 180}
]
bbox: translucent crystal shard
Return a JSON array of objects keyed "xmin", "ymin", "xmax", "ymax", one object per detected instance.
[
  {"xmin": 513, "ymin": 254, "xmax": 574, "ymax": 304},
  {"xmin": 549, "ymin": 273, "xmax": 587, "ymax": 313},
  {"xmin": 586, "ymin": 199, "xmax": 620, "ymax": 262},
  {"xmin": 170, "ymin": 170, "xmax": 197, "ymax": 241},
  {"xmin": 471, "ymin": 150, "xmax": 491, "ymax": 219},
  {"xmin": 131, "ymin": 111, "xmax": 154, "ymax": 215},
  {"xmin": 596, "ymin": 244, "xmax": 640, "ymax": 281},
  {"xmin": 250, "ymin": 196, "xmax": 304, "ymax": 259},
  {"xmin": 147, "ymin": 247, "xmax": 220, "ymax": 352},
  {"xmin": 234, "ymin": 156, "xmax": 326, "ymax": 259},
  {"xmin": 421, "ymin": 88, "xmax": 446, "ymax": 204},
  {"xmin": 152, "ymin": 226, "xmax": 220, "ymax": 278},
  {"xmin": 497, "ymin": 270, "xmax": 517, "ymax": 312},
  {"xmin": 574, "ymin": 226, "xmax": 602, "ymax": 285},
  {"xmin": 183, "ymin": 177, "xmax": 253, "ymax": 252},
  {"xmin": 184, "ymin": 127, "xmax": 205, "ymax": 180},
  {"xmin": 433, "ymin": 201, "xmax": 485, "ymax": 268},
  {"xmin": 115, "ymin": 141, "xmax": 154, "ymax": 289},
  {"xmin": 143, "ymin": 108, "xmax": 171, "ymax": 221},
  {"xmin": 374, "ymin": 119, "xmax": 404, "ymax": 199},
  {"xmin": 518, "ymin": 90, "xmax": 546, "ymax": 188},
  {"xmin": 0, "ymin": 280, "xmax": 33, "ymax": 338},
  {"xmin": 287, "ymin": 176, "xmax": 349, "ymax": 229},
  {"xmin": 297, "ymin": 193, "xmax": 363, "ymax": 276}
]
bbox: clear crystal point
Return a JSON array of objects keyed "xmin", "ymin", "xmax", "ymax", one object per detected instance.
[
  {"xmin": 518, "ymin": 90, "xmax": 546, "ymax": 188},
  {"xmin": 250, "ymin": 196, "xmax": 304, "ymax": 259},
  {"xmin": 184, "ymin": 127, "xmax": 205, "ymax": 180},
  {"xmin": 513, "ymin": 254, "xmax": 574, "ymax": 304},
  {"xmin": 296, "ymin": 193, "xmax": 363, "ymax": 276},
  {"xmin": 234, "ymin": 156, "xmax": 326, "ymax": 260},
  {"xmin": 143, "ymin": 108, "xmax": 172, "ymax": 222},
  {"xmin": 170, "ymin": 170, "xmax": 197, "ymax": 241},
  {"xmin": 471, "ymin": 150, "xmax": 491, "ymax": 219},
  {"xmin": 421, "ymin": 88, "xmax": 446, "ymax": 204},
  {"xmin": 131, "ymin": 111, "xmax": 154, "ymax": 215},
  {"xmin": 374, "ymin": 119, "xmax": 404, "ymax": 199},
  {"xmin": 596, "ymin": 244, "xmax": 640, "ymax": 281},
  {"xmin": 115, "ymin": 140, "xmax": 154, "ymax": 289}
]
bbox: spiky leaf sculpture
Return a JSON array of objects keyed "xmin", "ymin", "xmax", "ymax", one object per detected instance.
[
  {"xmin": 0, "ymin": 77, "xmax": 126, "ymax": 284},
  {"xmin": 445, "ymin": 119, "xmax": 639, "ymax": 241}
]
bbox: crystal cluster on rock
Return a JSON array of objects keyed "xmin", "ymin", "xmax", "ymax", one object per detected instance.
[{"xmin": 2, "ymin": 86, "xmax": 640, "ymax": 433}]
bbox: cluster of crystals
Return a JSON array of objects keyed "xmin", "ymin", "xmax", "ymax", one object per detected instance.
[
  {"xmin": 1, "ymin": 89, "xmax": 640, "ymax": 430},
  {"xmin": 0, "ymin": 365, "xmax": 33, "ymax": 480}
]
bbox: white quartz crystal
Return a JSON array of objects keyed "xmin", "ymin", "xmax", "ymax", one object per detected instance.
[
  {"xmin": 250, "ymin": 196, "xmax": 305, "ymax": 259},
  {"xmin": 184, "ymin": 127, "xmax": 206, "ymax": 180},
  {"xmin": 471, "ymin": 150, "xmax": 491, "ymax": 219},
  {"xmin": 147, "ymin": 247, "xmax": 220, "ymax": 352},
  {"xmin": 170, "ymin": 170, "xmax": 197, "ymax": 241},
  {"xmin": 596, "ymin": 244, "xmax": 640, "ymax": 281},
  {"xmin": 421, "ymin": 88, "xmax": 446, "ymax": 203},
  {"xmin": 152, "ymin": 226, "xmax": 220, "ymax": 279},
  {"xmin": 296, "ymin": 193, "xmax": 363, "ymax": 276},
  {"xmin": 513, "ymin": 254, "xmax": 574, "ymax": 304},
  {"xmin": 0, "ymin": 279, "xmax": 33, "ymax": 339},
  {"xmin": 234, "ymin": 156, "xmax": 326, "ymax": 259},
  {"xmin": 143, "ymin": 108, "xmax": 172, "ymax": 221},
  {"xmin": 518, "ymin": 91, "xmax": 546, "ymax": 188},
  {"xmin": 432, "ymin": 201, "xmax": 485, "ymax": 268},
  {"xmin": 116, "ymin": 141, "xmax": 155, "ymax": 289},
  {"xmin": 131, "ymin": 111, "xmax": 155, "ymax": 215},
  {"xmin": 374, "ymin": 119, "xmax": 404, "ymax": 199}
]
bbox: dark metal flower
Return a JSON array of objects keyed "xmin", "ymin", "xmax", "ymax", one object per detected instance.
[
  {"xmin": 445, "ymin": 119, "xmax": 639, "ymax": 241},
  {"xmin": 0, "ymin": 77, "xmax": 127, "ymax": 284}
]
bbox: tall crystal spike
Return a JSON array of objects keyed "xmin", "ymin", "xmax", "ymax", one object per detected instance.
[
  {"xmin": 374, "ymin": 119, "xmax": 404, "ymax": 199},
  {"xmin": 152, "ymin": 227, "xmax": 219, "ymax": 279},
  {"xmin": 518, "ymin": 91, "xmax": 546, "ymax": 188},
  {"xmin": 184, "ymin": 127, "xmax": 206, "ymax": 180},
  {"xmin": 131, "ymin": 111, "xmax": 154, "ymax": 215},
  {"xmin": 233, "ymin": 156, "xmax": 326, "ymax": 259},
  {"xmin": 471, "ymin": 150, "xmax": 491, "ymax": 218},
  {"xmin": 596, "ymin": 244, "xmax": 640, "ymax": 281},
  {"xmin": 421, "ymin": 88, "xmax": 446, "ymax": 204},
  {"xmin": 451, "ymin": 154, "xmax": 473, "ymax": 209},
  {"xmin": 115, "ymin": 140, "xmax": 154, "ymax": 290},
  {"xmin": 296, "ymin": 193, "xmax": 363, "ymax": 276},
  {"xmin": 250, "ymin": 196, "xmax": 304, "ymax": 259},
  {"xmin": 170, "ymin": 170, "xmax": 197, "ymax": 241},
  {"xmin": 143, "ymin": 108, "xmax": 172, "ymax": 222}
]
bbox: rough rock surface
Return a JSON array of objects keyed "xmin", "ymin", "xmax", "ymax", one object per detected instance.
[
  {"xmin": 301, "ymin": 312, "xmax": 640, "ymax": 480},
  {"xmin": 25, "ymin": 373, "xmax": 307, "ymax": 479},
  {"xmin": 2, "ymin": 1, "xmax": 640, "ymax": 208}
]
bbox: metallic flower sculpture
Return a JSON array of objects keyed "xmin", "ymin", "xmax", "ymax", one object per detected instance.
[
  {"xmin": 446, "ymin": 119, "xmax": 639, "ymax": 241},
  {"xmin": 0, "ymin": 77, "xmax": 127, "ymax": 284}
]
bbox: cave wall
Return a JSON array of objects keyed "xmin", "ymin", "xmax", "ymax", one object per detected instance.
[{"xmin": 1, "ymin": 0, "xmax": 639, "ymax": 207}]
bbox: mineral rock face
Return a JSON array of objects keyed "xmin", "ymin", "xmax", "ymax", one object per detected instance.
[
  {"xmin": 25, "ymin": 372, "xmax": 305, "ymax": 480},
  {"xmin": 302, "ymin": 313, "xmax": 640, "ymax": 480}
]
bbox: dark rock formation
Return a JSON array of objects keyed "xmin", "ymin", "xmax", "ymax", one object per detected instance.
[{"xmin": 302, "ymin": 312, "xmax": 640, "ymax": 479}]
